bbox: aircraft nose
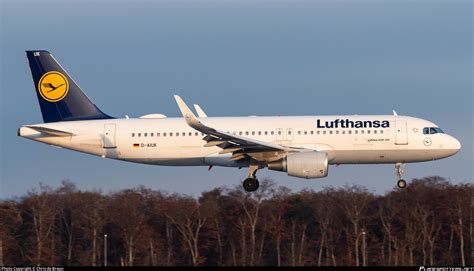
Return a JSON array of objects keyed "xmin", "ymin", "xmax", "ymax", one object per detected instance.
[
  {"xmin": 447, "ymin": 135, "xmax": 461, "ymax": 155},
  {"xmin": 452, "ymin": 137, "xmax": 461, "ymax": 152}
]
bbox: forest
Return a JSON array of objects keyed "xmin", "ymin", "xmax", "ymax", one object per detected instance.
[{"xmin": 0, "ymin": 176, "xmax": 472, "ymax": 266}]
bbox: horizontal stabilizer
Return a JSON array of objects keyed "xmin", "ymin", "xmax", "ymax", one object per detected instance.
[{"xmin": 25, "ymin": 126, "xmax": 75, "ymax": 137}]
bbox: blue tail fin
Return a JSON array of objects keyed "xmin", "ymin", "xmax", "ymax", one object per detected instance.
[{"xmin": 26, "ymin": 50, "xmax": 113, "ymax": 123}]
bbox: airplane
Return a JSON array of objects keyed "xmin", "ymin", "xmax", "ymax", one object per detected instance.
[{"xmin": 18, "ymin": 51, "xmax": 461, "ymax": 192}]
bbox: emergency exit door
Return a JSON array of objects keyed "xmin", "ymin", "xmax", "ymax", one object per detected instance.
[{"xmin": 103, "ymin": 124, "xmax": 117, "ymax": 148}]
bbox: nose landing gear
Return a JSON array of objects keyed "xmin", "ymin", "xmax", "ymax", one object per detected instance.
[
  {"xmin": 397, "ymin": 179, "xmax": 407, "ymax": 189},
  {"xmin": 396, "ymin": 163, "xmax": 407, "ymax": 189}
]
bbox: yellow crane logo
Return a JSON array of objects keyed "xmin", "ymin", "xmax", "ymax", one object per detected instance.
[{"xmin": 38, "ymin": 71, "xmax": 69, "ymax": 102}]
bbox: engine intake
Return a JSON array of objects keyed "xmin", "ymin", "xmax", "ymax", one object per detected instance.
[{"xmin": 268, "ymin": 151, "xmax": 328, "ymax": 179}]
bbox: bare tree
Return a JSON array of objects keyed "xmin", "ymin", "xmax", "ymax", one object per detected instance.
[
  {"xmin": 313, "ymin": 191, "xmax": 334, "ymax": 266},
  {"xmin": 22, "ymin": 184, "xmax": 57, "ymax": 266},
  {"xmin": 55, "ymin": 180, "xmax": 80, "ymax": 266},
  {"xmin": 167, "ymin": 198, "xmax": 206, "ymax": 266},
  {"xmin": 227, "ymin": 179, "xmax": 275, "ymax": 266},
  {"xmin": 264, "ymin": 186, "xmax": 291, "ymax": 266},
  {"xmin": 449, "ymin": 184, "xmax": 471, "ymax": 266},
  {"xmin": 77, "ymin": 191, "xmax": 105, "ymax": 266},
  {"xmin": 378, "ymin": 195, "xmax": 399, "ymax": 265},
  {"xmin": 0, "ymin": 200, "xmax": 22, "ymax": 265},
  {"xmin": 3, "ymin": 176, "xmax": 471, "ymax": 266},
  {"xmin": 284, "ymin": 191, "xmax": 314, "ymax": 266},
  {"xmin": 331, "ymin": 185, "xmax": 373, "ymax": 266},
  {"xmin": 106, "ymin": 189, "xmax": 148, "ymax": 266}
]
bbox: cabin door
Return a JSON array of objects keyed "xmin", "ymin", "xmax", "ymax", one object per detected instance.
[
  {"xmin": 395, "ymin": 121, "xmax": 408, "ymax": 145},
  {"xmin": 103, "ymin": 124, "xmax": 117, "ymax": 148}
]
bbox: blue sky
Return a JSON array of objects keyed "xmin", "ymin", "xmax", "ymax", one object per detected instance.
[{"xmin": 1, "ymin": 0, "xmax": 472, "ymax": 198}]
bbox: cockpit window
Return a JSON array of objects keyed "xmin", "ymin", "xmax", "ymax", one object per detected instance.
[{"xmin": 423, "ymin": 127, "xmax": 444, "ymax": 135}]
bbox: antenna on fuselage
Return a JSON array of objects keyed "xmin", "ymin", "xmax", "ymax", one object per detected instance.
[{"xmin": 392, "ymin": 110, "xmax": 398, "ymax": 116}]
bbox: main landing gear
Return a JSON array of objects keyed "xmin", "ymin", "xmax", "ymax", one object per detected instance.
[
  {"xmin": 242, "ymin": 163, "xmax": 261, "ymax": 192},
  {"xmin": 396, "ymin": 163, "xmax": 407, "ymax": 189}
]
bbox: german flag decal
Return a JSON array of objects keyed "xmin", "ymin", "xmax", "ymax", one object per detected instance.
[{"xmin": 133, "ymin": 143, "xmax": 140, "ymax": 148}]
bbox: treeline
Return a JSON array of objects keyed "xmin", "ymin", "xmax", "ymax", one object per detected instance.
[{"xmin": 0, "ymin": 176, "xmax": 472, "ymax": 266}]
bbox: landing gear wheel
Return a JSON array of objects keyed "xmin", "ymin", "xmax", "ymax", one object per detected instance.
[
  {"xmin": 395, "ymin": 163, "xmax": 407, "ymax": 189},
  {"xmin": 243, "ymin": 178, "xmax": 259, "ymax": 192},
  {"xmin": 397, "ymin": 179, "xmax": 407, "ymax": 189}
]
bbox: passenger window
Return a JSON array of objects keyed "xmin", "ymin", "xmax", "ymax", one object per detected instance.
[
  {"xmin": 361, "ymin": 130, "xmax": 364, "ymax": 134},
  {"xmin": 374, "ymin": 130, "xmax": 377, "ymax": 134},
  {"xmin": 367, "ymin": 130, "xmax": 371, "ymax": 134},
  {"xmin": 239, "ymin": 132, "xmax": 243, "ymax": 135},
  {"xmin": 348, "ymin": 130, "xmax": 352, "ymax": 134},
  {"xmin": 298, "ymin": 131, "xmax": 301, "ymax": 135},
  {"xmin": 380, "ymin": 130, "xmax": 383, "ymax": 134},
  {"xmin": 329, "ymin": 131, "xmax": 333, "ymax": 135},
  {"xmin": 157, "ymin": 133, "xmax": 160, "ymax": 137},
  {"xmin": 138, "ymin": 133, "xmax": 141, "ymax": 137},
  {"xmin": 317, "ymin": 131, "xmax": 320, "ymax": 135},
  {"xmin": 271, "ymin": 131, "xmax": 274, "ymax": 135},
  {"xmin": 342, "ymin": 131, "xmax": 345, "ymax": 135},
  {"xmin": 132, "ymin": 133, "xmax": 135, "ymax": 137},
  {"xmin": 278, "ymin": 130, "xmax": 281, "ymax": 135},
  {"xmin": 323, "ymin": 131, "xmax": 326, "ymax": 135},
  {"xmin": 265, "ymin": 131, "xmax": 268, "ymax": 135},
  {"xmin": 163, "ymin": 133, "xmax": 167, "ymax": 136},
  {"xmin": 355, "ymin": 130, "xmax": 358, "ymax": 134},
  {"xmin": 310, "ymin": 131, "xmax": 314, "ymax": 135},
  {"xmin": 195, "ymin": 132, "xmax": 199, "ymax": 136},
  {"xmin": 246, "ymin": 131, "xmax": 249, "ymax": 135},
  {"xmin": 258, "ymin": 131, "xmax": 261, "ymax": 135},
  {"xmin": 335, "ymin": 130, "xmax": 339, "ymax": 134},
  {"xmin": 304, "ymin": 131, "xmax": 307, "ymax": 135},
  {"xmin": 182, "ymin": 132, "xmax": 185, "ymax": 136},
  {"xmin": 170, "ymin": 133, "xmax": 173, "ymax": 137},
  {"xmin": 189, "ymin": 132, "xmax": 192, "ymax": 136},
  {"xmin": 252, "ymin": 131, "xmax": 255, "ymax": 135}
]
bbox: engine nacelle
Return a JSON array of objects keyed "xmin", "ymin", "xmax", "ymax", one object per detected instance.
[{"xmin": 268, "ymin": 151, "xmax": 328, "ymax": 179}]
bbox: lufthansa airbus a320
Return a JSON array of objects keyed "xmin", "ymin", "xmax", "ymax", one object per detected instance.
[{"xmin": 19, "ymin": 51, "xmax": 461, "ymax": 191}]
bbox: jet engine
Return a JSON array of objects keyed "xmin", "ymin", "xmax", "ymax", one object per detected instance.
[{"xmin": 268, "ymin": 151, "xmax": 328, "ymax": 179}]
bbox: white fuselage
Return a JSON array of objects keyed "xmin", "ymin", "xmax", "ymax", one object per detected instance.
[{"xmin": 19, "ymin": 115, "xmax": 461, "ymax": 171}]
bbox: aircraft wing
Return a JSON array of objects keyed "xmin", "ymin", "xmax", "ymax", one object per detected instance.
[
  {"xmin": 174, "ymin": 95, "xmax": 300, "ymax": 161},
  {"xmin": 25, "ymin": 125, "xmax": 75, "ymax": 137}
]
